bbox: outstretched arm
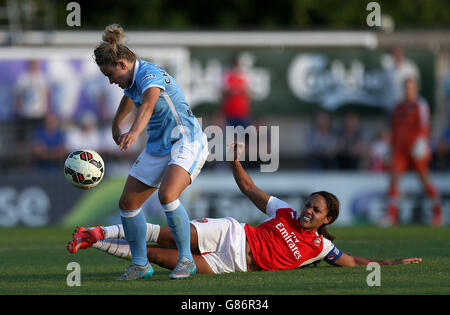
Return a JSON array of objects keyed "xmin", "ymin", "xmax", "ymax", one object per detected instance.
[
  {"xmin": 229, "ymin": 142, "xmax": 270, "ymax": 213},
  {"xmin": 333, "ymin": 252, "xmax": 422, "ymax": 267}
]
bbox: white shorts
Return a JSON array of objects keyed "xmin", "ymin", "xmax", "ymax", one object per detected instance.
[
  {"xmin": 191, "ymin": 217, "xmax": 247, "ymax": 274},
  {"xmin": 129, "ymin": 134, "xmax": 209, "ymax": 187}
]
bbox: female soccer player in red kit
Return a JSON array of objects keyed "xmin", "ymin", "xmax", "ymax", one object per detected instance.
[
  {"xmin": 69, "ymin": 143, "xmax": 422, "ymax": 274},
  {"xmin": 385, "ymin": 77, "xmax": 442, "ymax": 226}
]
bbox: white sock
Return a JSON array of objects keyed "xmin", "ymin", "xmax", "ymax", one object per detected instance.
[
  {"xmin": 146, "ymin": 223, "xmax": 160, "ymax": 243},
  {"xmin": 92, "ymin": 239, "xmax": 132, "ymax": 261},
  {"xmin": 101, "ymin": 223, "xmax": 160, "ymax": 243},
  {"xmin": 101, "ymin": 224, "xmax": 124, "ymax": 239}
]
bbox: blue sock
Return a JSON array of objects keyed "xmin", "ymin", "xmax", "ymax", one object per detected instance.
[
  {"xmin": 162, "ymin": 199, "xmax": 194, "ymax": 262},
  {"xmin": 120, "ymin": 208, "xmax": 148, "ymax": 266}
]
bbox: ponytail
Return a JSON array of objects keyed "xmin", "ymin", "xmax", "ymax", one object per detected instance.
[
  {"xmin": 94, "ymin": 24, "xmax": 136, "ymax": 66},
  {"xmin": 317, "ymin": 225, "xmax": 335, "ymax": 242}
]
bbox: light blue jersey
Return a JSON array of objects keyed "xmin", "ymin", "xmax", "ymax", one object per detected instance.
[{"xmin": 124, "ymin": 60, "xmax": 203, "ymax": 156}]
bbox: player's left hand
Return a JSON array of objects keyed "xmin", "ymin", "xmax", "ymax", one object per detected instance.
[
  {"xmin": 393, "ymin": 257, "xmax": 422, "ymax": 265},
  {"xmin": 118, "ymin": 130, "xmax": 138, "ymax": 151},
  {"xmin": 228, "ymin": 141, "xmax": 245, "ymax": 160}
]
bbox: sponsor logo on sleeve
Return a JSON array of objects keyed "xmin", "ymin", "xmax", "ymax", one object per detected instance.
[{"xmin": 141, "ymin": 73, "xmax": 157, "ymax": 85}]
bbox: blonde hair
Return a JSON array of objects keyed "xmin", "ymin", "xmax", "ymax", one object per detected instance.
[{"xmin": 94, "ymin": 24, "xmax": 136, "ymax": 66}]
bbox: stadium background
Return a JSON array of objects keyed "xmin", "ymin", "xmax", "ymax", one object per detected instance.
[{"xmin": 0, "ymin": 0, "xmax": 449, "ymax": 229}]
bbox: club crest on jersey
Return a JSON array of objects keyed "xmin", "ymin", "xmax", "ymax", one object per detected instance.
[{"xmin": 313, "ymin": 237, "xmax": 322, "ymax": 246}]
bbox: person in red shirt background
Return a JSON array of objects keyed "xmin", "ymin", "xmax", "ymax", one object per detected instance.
[
  {"xmin": 221, "ymin": 55, "xmax": 251, "ymax": 129},
  {"xmin": 385, "ymin": 77, "xmax": 442, "ymax": 226}
]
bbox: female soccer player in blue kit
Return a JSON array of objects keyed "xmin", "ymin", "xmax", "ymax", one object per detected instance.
[{"xmin": 86, "ymin": 24, "xmax": 208, "ymax": 280}]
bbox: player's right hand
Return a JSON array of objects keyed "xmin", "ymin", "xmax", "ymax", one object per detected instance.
[{"xmin": 118, "ymin": 130, "xmax": 138, "ymax": 152}]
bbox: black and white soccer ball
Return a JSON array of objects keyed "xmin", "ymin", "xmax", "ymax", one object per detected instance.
[{"xmin": 64, "ymin": 149, "xmax": 105, "ymax": 189}]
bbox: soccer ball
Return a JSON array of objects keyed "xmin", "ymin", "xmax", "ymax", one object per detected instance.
[{"xmin": 64, "ymin": 149, "xmax": 105, "ymax": 189}]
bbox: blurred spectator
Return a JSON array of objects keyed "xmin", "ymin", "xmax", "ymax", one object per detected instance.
[
  {"xmin": 14, "ymin": 59, "xmax": 49, "ymax": 146},
  {"xmin": 73, "ymin": 59, "xmax": 123, "ymax": 125},
  {"xmin": 335, "ymin": 112, "xmax": 366, "ymax": 170},
  {"xmin": 384, "ymin": 77, "xmax": 442, "ymax": 226},
  {"xmin": 220, "ymin": 54, "xmax": 251, "ymax": 129},
  {"xmin": 47, "ymin": 59, "xmax": 82, "ymax": 122},
  {"xmin": 31, "ymin": 113, "xmax": 67, "ymax": 171},
  {"xmin": 382, "ymin": 46, "xmax": 420, "ymax": 110},
  {"xmin": 433, "ymin": 125, "xmax": 450, "ymax": 170},
  {"xmin": 444, "ymin": 72, "xmax": 450, "ymax": 120},
  {"xmin": 65, "ymin": 113, "xmax": 101, "ymax": 153},
  {"xmin": 304, "ymin": 109, "xmax": 337, "ymax": 170},
  {"xmin": 368, "ymin": 129, "xmax": 391, "ymax": 173},
  {"xmin": 211, "ymin": 54, "xmax": 252, "ymax": 168},
  {"xmin": 432, "ymin": 73, "xmax": 450, "ymax": 170}
]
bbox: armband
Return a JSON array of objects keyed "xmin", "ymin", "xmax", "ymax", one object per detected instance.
[{"xmin": 324, "ymin": 246, "xmax": 342, "ymax": 264}]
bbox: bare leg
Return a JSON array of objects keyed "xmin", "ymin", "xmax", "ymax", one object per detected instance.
[
  {"xmin": 92, "ymin": 223, "xmax": 214, "ymax": 273},
  {"xmin": 93, "ymin": 239, "xmax": 214, "ymax": 274},
  {"xmin": 157, "ymin": 224, "xmax": 201, "ymax": 254},
  {"xmin": 416, "ymin": 168, "xmax": 438, "ymax": 198},
  {"xmin": 158, "ymin": 164, "xmax": 192, "ymax": 204},
  {"xmin": 416, "ymin": 167, "xmax": 442, "ymax": 225},
  {"xmin": 119, "ymin": 175, "xmax": 157, "ymax": 210},
  {"xmin": 97, "ymin": 223, "xmax": 201, "ymax": 255},
  {"xmin": 150, "ymin": 223, "xmax": 212, "ymax": 272},
  {"xmin": 147, "ymin": 246, "xmax": 214, "ymax": 274},
  {"xmin": 386, "ymin": 170, "xmax": 402, "ymax": 224}
]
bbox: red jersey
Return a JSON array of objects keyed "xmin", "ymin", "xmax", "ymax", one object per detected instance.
[
  {"xmin": 391, "ymin": 97, "xmax": 430, "ymax": 150},
  {"xmin": 222, "ymin": 69, "xmax": 250, "ymax": 119},
  {"xmin": 244, "ymin": 197, "xmax": 341, "ymax": 271}
]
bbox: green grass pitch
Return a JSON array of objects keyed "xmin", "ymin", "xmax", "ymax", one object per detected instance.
[{"xmin": 0, "ymin": 226, "xmax": 449, "ymax": 295}]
